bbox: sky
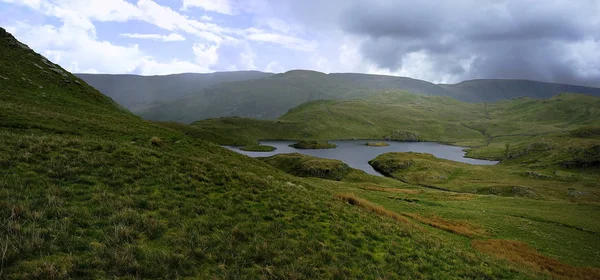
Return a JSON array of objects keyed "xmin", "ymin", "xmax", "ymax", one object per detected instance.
[{"xmin": 1, "ymin": 0, "xmax": 599, "ymax": 87}]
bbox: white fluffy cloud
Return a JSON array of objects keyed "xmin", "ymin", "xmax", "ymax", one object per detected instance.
[
  {"xmin": 120, "ymin": 33, "xmax": 186, "ymax": 42},
  {"xmin": 182, "ymin": 0, "xmax": 233, "ymax": 14},
  {"xmin": 1, "ymin": 0, "xmax": 321, "ymax": 75}
]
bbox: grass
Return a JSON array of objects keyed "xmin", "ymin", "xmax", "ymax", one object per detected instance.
[
  {"xmin": 368, "ymin": 151, "xmax": 600, "ymax": 200},
  {"xmin": 289, "ymin": 140, "xmax": 337, "ymax": 149},
  {"xmin": 402, "ymin": 212, "xmax": 487, "ymax": 237},
  {"xmin": 260, "ymin": 153, "xmax": 352, "ymax": 181},
  {"xmin": 334, "ymin": 193, "xmax": 411, "ymax": 224},
  {"xmin": 365, "ymin": 141, "xmax": 390, "ymax": 147},
  {"xmin": 0, "ymin": 28, "xmax": 539, "ymax": 278},
  {"xmin": 472, "ymin": 239, "xmax": 600, "ymax": 280},
  {"xmin": 239, "ymin": 144, "xmax": 276, "ymax": 152}
]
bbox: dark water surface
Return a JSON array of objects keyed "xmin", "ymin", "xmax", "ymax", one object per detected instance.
[{"xmin": 225, "ymin": 140, "xmax": 498, "ymax": 176}]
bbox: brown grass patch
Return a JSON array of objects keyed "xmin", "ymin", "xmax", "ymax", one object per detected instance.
[
  {"xmin": 402, "ymin": 212, "xmax": 486, "ymax": 237},
  {"xmin": 472, "ymin": 239, "xmax": 600, "ymax": 280},
  {"xmin": 363, "ymin": 185, "xmax": 421, "ymax": 194},
  {"xmin": 335, "ymin": 193, "xmax": 411, "ymax": 224}
]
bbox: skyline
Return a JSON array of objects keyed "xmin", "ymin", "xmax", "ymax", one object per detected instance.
[{"xmin": 1, "ymin": 0, "xmax": 599, "ymax": 87}]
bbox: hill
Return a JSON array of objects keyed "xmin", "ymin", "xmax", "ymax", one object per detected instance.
[
  {"xmin": 439, "ymin": 79, "xmax": 600, "ymax": 102},
  {"xmin": 133, "ymin": 71, "xmax": 600, "ymax": 123},
  {"xmin": 76, "ymin": 71, "xmax": 273, "ymax": 110},
  {"xmin": 136, "ymin": 70, "xmax": 384, "ymax": 123},
  {"xmin": 0, "ymin": 27, "xmax": 557, "ymax": 279}
]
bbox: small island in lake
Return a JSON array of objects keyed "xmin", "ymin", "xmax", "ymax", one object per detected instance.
[
  {"xmin": 365, "ymin": 141, "xmax": 390, "ymax": 147},
  {"xmin": 239, "ymin": 144, "xmax": 276, "ymax": 152},
  {"xmin": 289, "ymin": 140, "xmax": 337, "ymax": 149}
]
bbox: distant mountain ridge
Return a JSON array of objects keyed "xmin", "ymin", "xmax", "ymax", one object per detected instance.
[
  {"xmin": 438, "ymin": 79, "xmax": 600, "ymax": 102},
  {"xmin": 76, "ymin": 70, "xmax": 600, "ymax": 123},
  {"xmin": 76, "ymin": 71, "xmax": 274, "ymax": 110}
]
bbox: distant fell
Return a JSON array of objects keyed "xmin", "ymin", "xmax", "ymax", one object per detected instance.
[
  {"xmin": 76, "ymin": 71, "xmax": 273, "ymax": 110},
  {"xmin": 78, "ymin": 69, "xmax": 600, "ymax": 123},
  {"xmin": 439, "ymin": 79, "xmax": 600, "ymax": 102}
]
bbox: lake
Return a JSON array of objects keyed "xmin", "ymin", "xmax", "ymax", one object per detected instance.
[{"xmin": 225, "ymin": 140, "xmax": 498, "ymax": 176}]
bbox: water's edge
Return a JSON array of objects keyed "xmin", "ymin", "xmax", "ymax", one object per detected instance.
[{"xmin": 225, "ymin": 140, "xmax": 498, "ymax": 176}]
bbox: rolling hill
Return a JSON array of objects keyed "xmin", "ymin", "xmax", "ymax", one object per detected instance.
[
  {"xmin": 126, "ymin": 70, "xmax": 600, "ymax": 123},
  {"xmin": 439, "ymin": 79, "xmax": 600, "ymax": 102}
]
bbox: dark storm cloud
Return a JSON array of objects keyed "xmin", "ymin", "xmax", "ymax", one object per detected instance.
[
  {"xmin": 281, "ymin": 0, "xmax": 600, "ymax": 87},
  {"xmin": 336, "ymin": 0, "xmax": 600, "ymax": 86}
]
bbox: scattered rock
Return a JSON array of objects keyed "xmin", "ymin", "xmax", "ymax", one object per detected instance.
[
  {"xmin": 34, "ymin": 63, "xmax": 44, "ymax": 70},
  {"xmin": 0, "ymin": 75, "xmax": 8, "ymax": 80},
  {"xmin": 388, "ymin": 130, "xmax": 422, "ymax": 142},
  {"xmin": 524, "ymin": 171, "xmax": 551, "ymax": 179},
  {"xmin": 41, "ymin": 58, "xmax": 55, "ymax": 67},
  {"xmin": 74, "ymin": 80, "xmax": 81, "ymax": 85},
  {"xmin": 49, "ymin": 67, "xmax": 68, "ymax": 77},
  {"xmin": 511, "ymin": 186, "xmax": 537, "ymax": 198},
  {"xmin": 38, "ymin": 86, "xmax": 43, "ymax": 89},
  {"xmin": 568, "ymin": 188, "xmax": 586, "ymax": 197},
  {"xmin": 16, "ymin": 41, "xmax": 30, "ymax": 50}
]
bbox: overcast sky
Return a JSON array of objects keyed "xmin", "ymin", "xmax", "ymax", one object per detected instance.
[{"xmin": 1, "ymin": 0, "xmax": 599, "ymax": 86}]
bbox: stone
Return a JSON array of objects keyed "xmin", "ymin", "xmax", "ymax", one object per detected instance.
[
  {"xmin": 34, "ymin": 63, "xmax": 44, "ymax": 70},
  {"xmin": 0, "ymin": 75, "xmax": 8, "ymax": 80}
]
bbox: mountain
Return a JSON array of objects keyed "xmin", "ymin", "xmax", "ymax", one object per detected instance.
[
  {"xmin": 76, "ymin": 71, "xmax": 273, "ymax": 110},
  {"xmin": 439, "ymin": 79, "xmax": 600, "ymax": 102},
  {"xmin": 136, "ymin": 70, "xmax": 385, "ymax": 123},
  {"xmin": 128, "ymin": 70, "xmax": 600, "ymax": 123},
  {"xmin": 330, "ymin": 73, "xmax": 453, "ymax": 97}
]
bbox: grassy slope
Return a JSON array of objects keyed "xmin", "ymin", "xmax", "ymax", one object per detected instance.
[
  {"xmin": 191, "ymin": 91, "xmax": 600, "ymax": 149},
  {"xmin": 1, "ymin": 28, "xmax": 542, "ymax": 279}
]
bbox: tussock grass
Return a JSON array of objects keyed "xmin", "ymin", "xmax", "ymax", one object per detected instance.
[
  {"xmin": 473, "ymin": 239, "xmax": 600, "ymax": 280},
  {"xmin": 403, "ymin": 213, "xmax": 487, "ymax": 237},
  {"xmin": 335, "ymin": 193, "xmax": 411, "ymax": 224}
]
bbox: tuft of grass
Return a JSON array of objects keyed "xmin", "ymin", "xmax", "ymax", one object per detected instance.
[
  {"xmin": 473, "ymin": 239, "xmax": 600, "ymax": 280},
  {"xmin": 335, "ymin": 193, "xmax": 412, "ymax": 224},
  {"xmin": 150, "ymin": 136, "xmax": 162, "ymax": 147},
  {"xmin": 289, "ymin": 140, "xmax": 337, "ymax": 149}
]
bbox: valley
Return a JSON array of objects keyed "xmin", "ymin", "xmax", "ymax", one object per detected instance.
[{"xmin": 1, "ymin": 26, "xmax": 600, "ymax": 280}]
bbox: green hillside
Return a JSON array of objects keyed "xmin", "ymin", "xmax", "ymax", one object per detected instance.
[
  {"xmin": 0, "ymin": 27, "xmax": 554, "ymax": 279},
  {"xmin": 125, "ymin": 71, "xmax": 600, "ymax": 123},
  {"xmin": 3, "ymin": 27, "xmax": 600, "ymax": 279}
]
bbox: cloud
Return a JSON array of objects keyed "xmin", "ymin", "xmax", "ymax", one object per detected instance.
[
  {"xmin": 8, "ymin": 20, "xmax": 208, "ymax": 75},
  {"xmin": 245, "ymin": 29, "xmax": 318, "ymax": 52},
  {"xmin": 329, "ymin": 0, "xmax": 600, "ymax": 86},
  {"xmin": 120, "ymin": 33, "xmax": 186, "ymax": 42},
  {"xmin": 182, "ymin": 0, "xmax": 233, "ymax": 14}
]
